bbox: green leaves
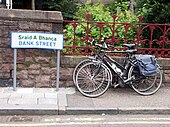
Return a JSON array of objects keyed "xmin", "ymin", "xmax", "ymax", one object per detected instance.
[
  {"xmin": 75, "ymin": 2, "xmax": 113, "ymax": 22},
  {"xmin": 43, "ymin": 0, "xmax": 79, "ymax": 20},
  {"xmin": 136, "ymin": 0, "xmax": 170, "ymax": 23}
]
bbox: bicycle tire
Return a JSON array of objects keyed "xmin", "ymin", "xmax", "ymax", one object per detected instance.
[
  {"xmin": 128, "ymin": 65, "xmax": 163, "ymax": 96},
  {"xmin": 73, "ymin": 59, "xmax": 92, "ymax": 86},
  {"xmin": 75, "ymin": 61, "xmax": 111, "ymax": 98}
]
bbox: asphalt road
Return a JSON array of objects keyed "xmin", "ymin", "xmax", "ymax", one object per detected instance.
[{"xmin": 0, "ymin": 114, "xmax": 170, "ymax": 127}]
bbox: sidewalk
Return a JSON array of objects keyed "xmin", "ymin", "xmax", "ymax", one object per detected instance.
[{"xmin": 0, "ymin": 86, "xmax": 169, "ymax": 115}]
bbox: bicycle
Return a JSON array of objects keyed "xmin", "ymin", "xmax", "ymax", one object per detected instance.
[
  {"xmin": 72, "ymin": 38, "xmax": 122, "ymax": 87},
  {"xmin": 73, "ymin": 39, "xmax": 162, "ymax": 98}
]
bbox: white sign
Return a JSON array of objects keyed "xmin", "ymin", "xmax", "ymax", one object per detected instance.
[{"xmin": 11, "ymin": 32, "xmax": 63, "ymax": 50}]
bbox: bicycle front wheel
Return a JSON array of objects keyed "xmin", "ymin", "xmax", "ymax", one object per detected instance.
[
  {"xmin": 75, "ymin": 61, "xmax": 111, "ymax": 98},
  {"xmin": 128, "ymin": 65, "xmax": 163, "ymax": 96},
  {"xmin": 73, "ymin": 59, "xmax": 92, "ymax": 86}
]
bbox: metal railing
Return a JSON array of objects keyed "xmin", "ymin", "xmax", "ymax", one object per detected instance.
[{"xmin": 63, "ymin": 14, "xmax": 170, "ymax": 57}]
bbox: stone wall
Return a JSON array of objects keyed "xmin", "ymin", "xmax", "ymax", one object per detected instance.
[{"xmin": 0, "ymin": 8, "xmax": 63, "ymax": 87}]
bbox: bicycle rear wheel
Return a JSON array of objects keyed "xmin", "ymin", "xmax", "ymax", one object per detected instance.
[
  {"xmin": 75, "ymin": 61, "xmax": 111, "ymax": 98},
  {"xmin": 128, "ymin": 65, "xmax": 162, "ymax": 96}
]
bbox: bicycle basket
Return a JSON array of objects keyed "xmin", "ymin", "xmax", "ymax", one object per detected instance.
[{"xmin": 135, "ymin": 55, "xmax": 158, "ymax": 76}]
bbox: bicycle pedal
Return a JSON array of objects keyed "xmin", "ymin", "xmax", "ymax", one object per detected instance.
[{"xmin": 113, "ymin": 84, "xmax": 120, "ymax": 88}]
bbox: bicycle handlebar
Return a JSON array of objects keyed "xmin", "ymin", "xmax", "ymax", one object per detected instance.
[
  {"xmin": 90, "ymin": 38, "xmax": 111, "ymax": 50},
  {"xmin": 90, "ymin": 38, "xmax": 137, "ymax": 54}
]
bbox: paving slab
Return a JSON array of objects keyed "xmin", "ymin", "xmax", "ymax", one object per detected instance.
[
  {"xmin": 21, "ymin": 93, "xmax": 44, "ymax": 98},
  {"xmin": 33, "ymin": 88, "xmax": 56, "ymax": 93},
  {"xmin": 38, "ymin": 98, "xmax": 58, "ymax": 105},
  {"xmin": 67, "ymin": 92, "xmax": 94, "ymax": 108},
  {"xmin": 9, "ymin": 93, "xmax": 22, "ymax": 98},
  {"xmin": 0, "ymin": 93, "xmax": 10, "ymax": 98},
  {"xmin": 44, "ymin": 93, "xmax": 58, "ymax": 98},
  {"xmin": 17, "ymin": 88, "xmax": 33, "ymax": 93},
  {"xmin": 58, "ymin": 93, "xmax": 67, "ymax": 107},
  {"xmin": 8, "ymin": 98, "xmax": 37, "ymax": 105},
  {"xmin": 58, "ymin": 88, "xmax": 76, "ymax": 94},
  {"xmin": 0, "ymin": 98, "xmax": 8, "ymax": 104},
  {"xmin": 0, "ymin": 88, "xmax": 4, "ymax": 93},
  {"xmin": 2, "ymin": 87, "xmax": 16, "ymax": 93}
]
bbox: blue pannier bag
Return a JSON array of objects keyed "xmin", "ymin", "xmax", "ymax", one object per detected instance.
[{"xmin": 135, "ymin": 55, "xmax": 158, "ymax": 76}]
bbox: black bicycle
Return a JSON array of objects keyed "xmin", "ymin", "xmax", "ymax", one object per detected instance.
[{"xmin": 73, "ymin": 39, "xmax": 163, "ymax": 98}]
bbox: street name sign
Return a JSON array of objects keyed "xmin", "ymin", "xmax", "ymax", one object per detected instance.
[{"xmin": 11, "ymin": 32, "xmax": 63, "ymax": 50}]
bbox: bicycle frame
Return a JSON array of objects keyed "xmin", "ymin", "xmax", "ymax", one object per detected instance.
[{"xmin": 88, "ymin": 39, "xmax": 141, "ymax": 85}]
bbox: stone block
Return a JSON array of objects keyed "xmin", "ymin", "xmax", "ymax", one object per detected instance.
[
  {"xmin": 3, "ymin": 20, "xmax": 18, "ymax": 26},
  {"xmin": 51, "ymin": 80, "xmax": 73, "ymax": 88},
  {"xmin": 9, "ymin": 26, "xmax": 18, "ymax": 31},
  {"xmin": 0, "ymin": 64, "xmax": 11, "ymax": 72},
  {"xmin": 19, "ymin": 80, "xmax": 35, "ymax": 87},
  {"xmin": 0, "ymin": 26, "xmax": 9, "ymax": 38},
  {"xmin": 52, "ymin": 23, "xmax": 63, "ymax": 33},
  {"xmin": 0, "ymin": 8, "xmax": 63, "ymax": 23},
  {"xmin": 60, "ymin": 75, "xmax": 72, "ymax": 81},
  {"xmin": 17, "ymin": 70, "xmax": 28, "ymax": 79},
  {"xmin": 37, "ymin": 23, "xmax": 52, "ymax": 31},
  {"xmin": 59, "ymin": 81, "xmax": 74, "ymax": 87},
  {"xmin": 0, "ymin": 38, "xmax": 10, "ymax": 48},
  {"xmin": 23, "ymin": 22, "xmax": 51, "ymax": 31},
  {"xmin": 28, "ymin": 70, "xmax": 40, "ymax": 75},
  {"xmin": 25, "ymin": 57, "xmax": 33, "ymax": 62},
  {"xmin": 25, "ymin": 49, "xmax": 40, "ymax": 57},
  {"xmin": 17, "ymin": 64, "xmax": 26, "ymax": 70},
  {"xmin": 41, "ymin": 67, "xmax": 52, "ymax": 75},
  {"xmin": 50, "ymin": 68, "xmax": 57, "ymax": 80},
  {"xmin": 34, "ymin": 57, "xmax": 50, "ymax": 64},
  {"xmin": 0, "ymin": 20, "xmax": 4, "ymax": 25},
  {"xmin": 60, "ymin": 56, "xmax": 88, "ymax": 68},
  {"xmin": 35, "ymin": 76, "xmax": 50, "ymax": 87},
  {"xmin": 28, "ymin": 64, "xmax": 41, "ymax": 70},
  {"xmin": 60, "ymin": 67, "xmax": 74, "ymax": 74}
]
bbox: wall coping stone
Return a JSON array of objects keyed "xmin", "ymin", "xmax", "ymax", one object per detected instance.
[
  {"xmin": 60, "ymin": 56, "xmax": 170, "ymax": 69},
  {"xmin": 0, "ymin": 8, "xmax": 63, "ymax": 23}
]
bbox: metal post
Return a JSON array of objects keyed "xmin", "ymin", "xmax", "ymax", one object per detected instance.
[
  {"xmin": 56, "ymin": 50, "xmax": 60, "ymax": 91},
  {"xmin": 13, "ymin": 48, "xmax": 17, "ymax": 91},
  {"xmin": 6, "ymin": 0, "xmax": 10, "ymax": 9},
  {"xmin": 32, "ymin": 0, "xmax": 35, "ymax": 10},
  {"xmin": 10, "ymin": 0, "xmax": 12, "ymax": 9}
]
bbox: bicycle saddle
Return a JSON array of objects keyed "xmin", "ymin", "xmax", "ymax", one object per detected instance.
[{"xmin": 123, "ymin": 44, "xmax": 136, "ymax": 49}]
